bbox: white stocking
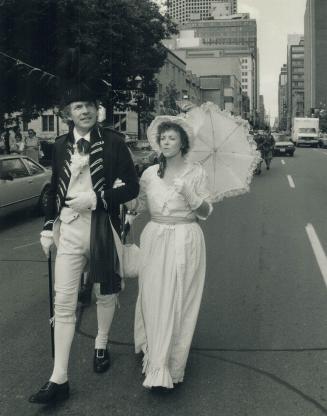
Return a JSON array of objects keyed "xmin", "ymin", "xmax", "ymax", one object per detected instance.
[
  {"xmin": 95, "ymin": 290, "xmax": 116, "ymax": 350},
  {"xmin": 50, "ymin": 321, "xmax": 75, "ymax": 384}
]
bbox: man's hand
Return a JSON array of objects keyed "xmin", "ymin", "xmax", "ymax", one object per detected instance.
[
  {"xmin": 113, "ymin": 178, "xmax": 126, "ymax": 189},
  {"xmin": 40, "ymin": 230, "xmax": 54, "ymax": 258},
  {"xmin": 66, "ymin": 190, "xmax": 97, "ymax": 213}
]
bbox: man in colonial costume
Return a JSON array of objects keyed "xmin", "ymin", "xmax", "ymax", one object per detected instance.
[{"xmin": 29, "ymin": 83, "xmax": 139, "ymax": 404}]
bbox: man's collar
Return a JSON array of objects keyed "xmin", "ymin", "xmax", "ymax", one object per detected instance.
[{"xmin": 73, "ymin": 127, "xmax": 91, "ymax": 142}]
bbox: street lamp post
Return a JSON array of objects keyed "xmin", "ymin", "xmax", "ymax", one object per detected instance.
[
  {"xmin": 134, "ymin": 75, "xmax": 143, "ymax": 140},
  {"xmin": 53, "ymin": 106, "xmax": 60, "ymax": 136}
]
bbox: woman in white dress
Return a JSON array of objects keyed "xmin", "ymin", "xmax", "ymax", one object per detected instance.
[{"xmin": 128, "ymin": 115, "xmax": 213, "ymax": 389}]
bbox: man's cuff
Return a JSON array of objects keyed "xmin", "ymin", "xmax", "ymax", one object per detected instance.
[
  {"xmin": 98, "ymin": 190, "xmax": 108, "ymax": 210},
  {"xmin": 43, "ymin": 220, "xmax": 54, "ymax": 231},
  {"xmin": 40, "ymin": 230, "xmax": 54, "ymax": 238},
  {"xmin": 90, "ymin": 190, "xmax": 97, "ymax": 210}
]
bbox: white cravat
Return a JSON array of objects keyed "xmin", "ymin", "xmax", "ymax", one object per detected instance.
[{"xmin": 65, "ymin": 129, "xmax": 93, "ymax": 204}]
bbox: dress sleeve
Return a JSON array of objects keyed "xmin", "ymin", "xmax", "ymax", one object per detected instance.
[
  {"xmin": 126, "ymin": 168, "xmax": 149, "ymax": 213},
  {"xmin": 194, "ymin": 164, "xmax": 213, "ymax": 220}
]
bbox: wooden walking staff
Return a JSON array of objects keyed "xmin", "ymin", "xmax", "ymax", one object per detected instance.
[
  {"xmin": 48, "ymin": 251, "xmax": 55, "ymax": 359},
  {"xmin": 120, "ymin": 204, "xmax": 130, "ymax": 244}
]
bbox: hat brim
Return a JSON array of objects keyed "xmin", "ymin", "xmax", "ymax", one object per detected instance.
[{"xmin": 147, "ymin": 115, "xmax": 195, "ymax": 154}]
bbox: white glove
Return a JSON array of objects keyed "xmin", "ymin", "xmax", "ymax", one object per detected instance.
[
  {"xmin": 40, "ymin": 230, "xmax": 54, "ymax": 258},
  {"xmin": 66, "ymin": 190, "xmax": 97, "ymax": 213},
  {"xmin": 113, "ymin": 178, "xmax": 126, "ymax": 189},
  {"xmin": 125, "ymin": 213, "xmax": 137, "ymax": 226},
  {"xmin": 173, "ymin": 178, "xmax": 202, "ymax": 211}
]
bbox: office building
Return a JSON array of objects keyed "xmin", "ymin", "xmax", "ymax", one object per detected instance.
[
  {"xmin": 211, "ymin": 1, "xmax": 238, "ymax": 18},
  {"xmin": 167, "ymin": 45, "xmax": 243, "ymax": 115},
  {"xmin": 286, "ymin": 34, "xmax": 304, "ymax": 130},
  {"xmin": 164, "ymin": 12, "xmax": 258, "ymax": 117},
  {"xmin": 167, "ymin": 0, "xmax": 237, "ymax": 24},
  {"xmin": 290, "ymin": 40, "xmax": 304, "ymax": 120},
  {"xmin": 304, "ymin": 0, "xmax": 327, "ymax": 115},
  {"xmin": 258, "ymin": 95, "xmax": 265, "ymax": 127},
  {"xmin": 278, "ymin": 64, "xmax": 287, "ymax": 131}
]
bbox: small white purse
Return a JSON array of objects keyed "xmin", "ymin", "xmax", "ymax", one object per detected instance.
[{"xmin": 110, "ymin": 219, "xmax": 140, "ymax": 279}]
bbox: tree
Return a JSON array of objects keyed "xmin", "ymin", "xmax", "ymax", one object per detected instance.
[
  {"xmin": 160, "ymin": 81, "xmax": 179, "ymax": 115},
  {"xmin": 0, "ymin": 0, "xmax": 177, "ymax": 125}
]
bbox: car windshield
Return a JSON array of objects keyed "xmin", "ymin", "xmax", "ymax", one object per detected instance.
[
  {"xmin": 135, "ymin": 141, "xmax": 151, "ymax": 150},
  {"xmin": 276, "ymin": 135, "xmax": 290, "ymax": 142},
  {"xmin": 299, "ymin": 128, "xmax": 316, "ymax": 133}
]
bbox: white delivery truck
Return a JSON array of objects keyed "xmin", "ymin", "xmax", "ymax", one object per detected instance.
[{"xmin": 292, "ymin": 117, "xmax": 319, "ymax": 147}]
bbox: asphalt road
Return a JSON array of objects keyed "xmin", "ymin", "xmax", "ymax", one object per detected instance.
[{"xmin": 1, "ymin": 147, "xmax": 327, "ymax": 415}]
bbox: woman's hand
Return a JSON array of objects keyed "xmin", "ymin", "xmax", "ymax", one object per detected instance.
[
  {"xmin": 173, "ymin": 178, "xmax": 202, "ymax": 211},
  {"xmin": 125, "ymin": 213, "xmax": 137, "ymax": 226}
]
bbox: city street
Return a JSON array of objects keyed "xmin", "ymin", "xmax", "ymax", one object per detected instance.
[{"xmin": 2, "ymin": 148, "xmax": 327, "ymax": 415}]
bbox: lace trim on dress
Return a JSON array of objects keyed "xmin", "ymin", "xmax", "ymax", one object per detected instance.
[
  {"xmin": 143, "ymin": 366, "xmax": 174, "ymax": 389},
  {"xmin": 142, "ymin": 349, "xmax": 184, "ymax": 388}
]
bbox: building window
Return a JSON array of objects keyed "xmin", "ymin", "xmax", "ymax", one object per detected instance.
[
  {"xmin": 113, "ymin": 114, "xmax": 127, "ymax": 132},
  {"xmin": 42, "ymin": 115, "xmax": 54, "ymax": 132}
]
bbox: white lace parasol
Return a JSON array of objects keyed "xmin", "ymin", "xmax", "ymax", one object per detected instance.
[{"xmin": 183, "ymin": 102, "xmax": 260, "ymax": 203}]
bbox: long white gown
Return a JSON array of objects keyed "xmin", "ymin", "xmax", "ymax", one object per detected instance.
[{"xmin": 134, "ymin": 161, "xmax": 212, "ymax": 388}]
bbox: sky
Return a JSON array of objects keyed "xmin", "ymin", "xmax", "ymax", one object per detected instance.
[{"xmin": 238, "ymin": 0, "xmax": 307, "ymax": 122}]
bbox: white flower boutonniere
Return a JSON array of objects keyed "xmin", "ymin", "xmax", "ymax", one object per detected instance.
[{"xmin": 70, "ymin": 152, "xmax": 90, "ymax": 177}]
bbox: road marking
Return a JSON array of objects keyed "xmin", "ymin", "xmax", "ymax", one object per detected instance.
[
  {"xmin": 13, "ymin": 241, "xmax": 39, "ymax": 250},
  {"xmin": 281, "ymin": 159, "xmax": 286, "ymax": 165},
  {"xmin": 287, "ymin": 175, "xmax": 295, "ymax": 188},
  {"xmin": 305, "ymin": 223, "xmax": 327, "ymax": 287}
]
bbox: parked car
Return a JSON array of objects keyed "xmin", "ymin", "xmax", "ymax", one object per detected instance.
[
  {"xmin": 272, "ymin": 133, "xmax": 295, "ymax": 156},
  {"xmin": 0, "ymin": 155, "xmax": 51, "ymax": 217},
  {"xmin": 319, "ymin": 134, "xmax": 327, "ymax": 148},
  {"xmin": 126, "ymin": 139, "xmax": 158, "ymax": 175}
]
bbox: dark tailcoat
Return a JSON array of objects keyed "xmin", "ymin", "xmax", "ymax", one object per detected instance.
[{"xmin": 44, "ymin": 125, "xmax": 139, "ymax": 294}]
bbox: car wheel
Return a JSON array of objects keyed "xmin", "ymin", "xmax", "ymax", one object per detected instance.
[{"xmin": 38, "ymin": 185, "xmax": 50, "ymax": 215}]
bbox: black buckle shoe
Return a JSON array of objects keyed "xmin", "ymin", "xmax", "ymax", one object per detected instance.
[
  {"xmin": 93, "ymin": 348, "xmax": 110, "ymax": 373},
  {"xmin": 28, "ymin": 381, "xmax": 69, "ymax": 404}
]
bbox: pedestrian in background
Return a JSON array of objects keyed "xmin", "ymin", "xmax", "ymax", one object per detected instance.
[
  {"xmin": 15, "ymin": 129, "xmax": 25, "ymax": 154},
  {"xmin": 260, "ymin": 131, "xmax": 275, "ymax": 170},
  {"xmin": 3, "ymin": 130, "xmax": 10, "ymax": 154},
  {"xmin": 24, "ymin": 129, "xmax": 39, "ymax": 161},
  {"xmin": 28, "ymin": 83, "xmax": 139, "ymax": 405},
  {"xmin": 8, "ymin": 129, "xmax": 18, "ymax": 153},
  {"xmin": 127, "ymin": 116, "xmax": 213, "ymax": 390},
  {"xmin": 0, "ymin": 132, "xmax": 6, "ymax": 154}
]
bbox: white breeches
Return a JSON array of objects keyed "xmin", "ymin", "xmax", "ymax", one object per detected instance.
[{"xmin": 54, "ymin": 211, "xmax": 117, "ymax": 324}]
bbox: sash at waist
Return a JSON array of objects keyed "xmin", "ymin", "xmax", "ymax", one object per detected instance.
[{"xmin": 151, "ymin": 215, "xmax": 198, "ymax": 225}]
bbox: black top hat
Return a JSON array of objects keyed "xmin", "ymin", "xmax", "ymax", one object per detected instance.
[
  {"xmin": 60, "ymin": 81, "xmax": 99, "ymax": 107},
  {"xmin": 57, "ymin": 49, "xmax": 107, "ymax": 107}
]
